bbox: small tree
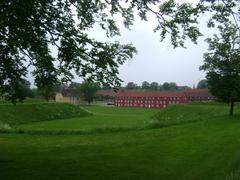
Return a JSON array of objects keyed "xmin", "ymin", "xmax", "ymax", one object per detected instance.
[
  {"xmin": 200, "ymin": 22, "xmax": 240, "ymax": 116},
  {"xmin": 79, "ymin": 81, "xmax": 99, "ymax": 105},
  {"xmin": 126, "ymin": 82, "xmax": 138, "ymax": 90},
  {"xmin": 197, "ymin": 79, "xmax": 208, "ymax": 89},
  {"xmin": 150, "ymin": 82, "xmax": 159, "ymax": 91},
  {"xmin": 142, "ymin": 81, "xmax": 150, "ymax": 90}
]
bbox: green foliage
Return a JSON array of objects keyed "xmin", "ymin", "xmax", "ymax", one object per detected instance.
[
  {"xmin": 161, "ymin": 82, "xmax": 177, "ymax": 91},
  {"xmin": 197, "ymin": 79, "xmax": 208, "ymax": 89},
  {"xmin": 150, "ymin": 82, "xmax": 159, "ymax": 91},
  {"xmin": 126, "ymin": 82, "xmax": 138, "ymax": 90},
  {"xmin": 0, "ymin": 0, "xmax": 138, "ymax": 103},
  {"xmin": 142, "ymin": 81, "xmax": 150, "ymax": 90},
  {"xmin": 0, "ymin": 121, "xmax": 12, "ymax": 133},
  {"xmin": 79, "ymin": 81, "xmax": 99, "ymax": 104}
]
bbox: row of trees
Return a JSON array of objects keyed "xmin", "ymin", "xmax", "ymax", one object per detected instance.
[
  {"xmin": 125, "ymin": 80, "xmax": 207, "ymax": 91},
  {"xmin": 126, "ymin": 81, "xmax": 179, "ymax": 91}
]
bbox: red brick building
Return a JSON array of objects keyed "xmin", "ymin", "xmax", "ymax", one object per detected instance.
[
  {"xmin": 183, "ymin": 89, "xmax": 216, "ymax": 101},
  {"xmin": 114, "ymin": 91, "xmax": 188, "ymax": 108}
]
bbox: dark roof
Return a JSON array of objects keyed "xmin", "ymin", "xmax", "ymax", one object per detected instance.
[
  {"xmin": 116, "ymin": 91, "xmax": 185, "ymax": 98},
  {"xmin": 60, "ymin": 89, "xmax": 80, "ymax": 97},
  {"xmin": 184, "ymin": 89, "xmax": 215, "ymax": 98}
]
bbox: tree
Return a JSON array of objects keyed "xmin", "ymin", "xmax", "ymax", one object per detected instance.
[
  {"xmin": 161, "ymin": 82, "xmax": 177, "ymax": 91},
  {"xmin": 197, "ymin": 79, "xmax": 208, "ymax": 89},
  {"xmin": 69, "ymin": 82, "xmax": 81, "ymax": 89},
  {"xmin": 20, "ymin": 79, "xmax": 34, "ymax": 99},
  {"xmin": 1, "ymin": 0, "xmax": 206, "ymax": 103},
  {"xmin": 169, "ymin": 82, "xmax": 177, "ymax": 91},
  {"xmin": 142, "ymin": 81, "xmax": 150, "ymax": 90},
  {"xmin": 200, "ymin": 0, "xmax": 240, "ymax": 116},
  {"xmin": 126, "ymin": 82, "xmax": 138, "ymax": 90},
  {"xmin": 150, "ymin": 82, "xmax": 159, "ymax": 91},
  {"xmin": 0, "ymin": 78, "xmax": 34, "ymax": 104},
  {"xmin": 79, "ymin": 81, "xmax": 99, "ymax": 105}
]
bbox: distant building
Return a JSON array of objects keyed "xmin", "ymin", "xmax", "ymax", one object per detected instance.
[
  {"xmin": 114, "ymin": 91, "xmax": 188, "ymax": 108},
  {"xmin": 96, "ymin": 88, "xmax": 216, "ymax": 109},
  {"xmin": 55, "ymin": 89, "xmax": 85, "ymax": 105},
  {"xmin": 183, "ymin": 89, "xmax": 216, "ymax": 101}
]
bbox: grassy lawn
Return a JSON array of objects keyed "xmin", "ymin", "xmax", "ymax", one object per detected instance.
[
  {"xmin": 18, "ymin": 106, "xmax": 159, "ymax": 131},
  {"xmin": 1, "ymin": 102, "xmax": 240, "ymax": 179}
]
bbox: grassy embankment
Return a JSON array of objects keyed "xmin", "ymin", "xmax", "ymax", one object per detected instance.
[
  {"xmin": 0, "ymin": 102, "xmax": 91, "ymax": 132},
  {"xmin": 1, "ymin": 102, "xmax": 240, "ymax": 179}
]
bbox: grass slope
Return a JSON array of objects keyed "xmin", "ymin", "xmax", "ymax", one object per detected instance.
[
  {"xmin": 152, "ymin": 102, "xmax": 236, "ymax": 127},
  {"xmin": 0, "ymin": 103, "xmax": 91, "ymax": 126}
]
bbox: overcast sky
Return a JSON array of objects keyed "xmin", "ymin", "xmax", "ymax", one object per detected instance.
[
  {"xmin": 83, "ymin": 5, "xmax": 212, "ymax": 88},
  {"xmin": 116, "ymin": 19, "xmax": 208, "ymax": 88}
]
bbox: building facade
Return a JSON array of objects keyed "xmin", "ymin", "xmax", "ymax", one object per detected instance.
[
  {"xmin": 55, "ymin": 89, "xmax": 85, "ymax": 105},
  {"xmin": 183, "ymin": 89, "xmax": 216, "ymax": 101},
  {"xmin": 114, "ymin": 91, "xmax": 188, "ymax": 108}
]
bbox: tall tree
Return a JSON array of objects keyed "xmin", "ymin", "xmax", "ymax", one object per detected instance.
[
  {"xmin": 79, "ymin": 81, "xmax": 99, "ymax": 105},
  {"xmin": 0, "ymin": 0, "xmax": 206, "ymax": 103},
  {"xmin": 200, "ymin": 0, "xmax": 240, "ymax": 116}
]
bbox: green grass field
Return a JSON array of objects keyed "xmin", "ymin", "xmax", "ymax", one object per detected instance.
[
  {"xmin": 17, "ymin": 106, "xmax": 159, "ymax": 132},
  {"xmin": 1, "ymin": 102, "xmax": 240, "ymax": 180}
]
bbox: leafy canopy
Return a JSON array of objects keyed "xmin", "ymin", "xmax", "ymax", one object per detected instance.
[{"xmin": 0, "ymin": 0, "xmax": 206, "ymax": 103}]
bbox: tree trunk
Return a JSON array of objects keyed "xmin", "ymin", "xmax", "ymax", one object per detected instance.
[{"xmin": 229, "ymin": 101, "xmax": 234, "ymax": 116}]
